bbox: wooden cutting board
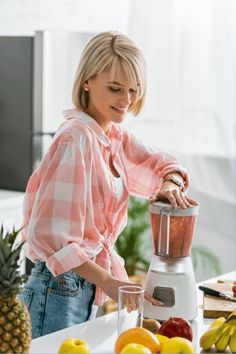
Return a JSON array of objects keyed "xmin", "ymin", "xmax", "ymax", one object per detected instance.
[{"xmin": 202, "ymin": 282, "xmax": 236, "ymax": 318}]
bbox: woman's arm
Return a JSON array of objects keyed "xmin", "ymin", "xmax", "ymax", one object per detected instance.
[
  {"xmin": 121, "ymin": 129, "xmax": 199, "ymax": 208},
  {"xmin": 72, "ymin": 260, "xmax": 163, "ymax": 306},
  {"xmin": 122, "ymin": 129, "xmax": 190, "ymax": 199}
]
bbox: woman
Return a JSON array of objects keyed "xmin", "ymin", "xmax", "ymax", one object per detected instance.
[{"xmin": 20, "ymin": 31, "xmax": 197, "ymax": 338}]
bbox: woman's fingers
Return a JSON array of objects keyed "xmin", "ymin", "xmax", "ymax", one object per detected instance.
[
  {"xmin": 144, "ymin": 291, "xmax": 164, "ymax": 306},
  {"xmin": 164, "ymin": 191, "xmax": 178, "ymax": 208},
  {"xmin": 185, "ymin": 196, "xmax": 200, "ymax": 206},
  {"xmin": 123, "ymin": 293, "xmax": 142, "ymax": 312},
  {"xmin": 150, "ymin": 190, "xmax": 199, "ymax": 209},
  {"xmin": 172, "ymin": 190, "xmax": 188, "ymax": 208}
]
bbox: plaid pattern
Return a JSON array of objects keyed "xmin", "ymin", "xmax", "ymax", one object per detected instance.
[{"xmin": 22, "ymin": 109, "xmax": 189, "ymax": 305}]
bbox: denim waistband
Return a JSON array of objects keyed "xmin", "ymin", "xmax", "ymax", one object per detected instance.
[
  {"xmin": 34, "ymin": 261, "xmax": 96, "ymax": 291},
  {"xmin": 34, "ymin": 260, "xmax": 90, "ymax": 284},
  {"xmin": 35, "ymin": 260, "xmax": 51, "ymax": 274}
]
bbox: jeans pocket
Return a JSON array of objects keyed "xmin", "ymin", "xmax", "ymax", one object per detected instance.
[
  {"xmin": 69, "ymin": 270, "xmax": 95, "ymax": 291},
  {"xmin": 19, "ymin": 288, "xmax": 34, "ymax": 309},
  {"xmin": 48, "ymin": 272, "xmax": 81, "ymax": 297}
]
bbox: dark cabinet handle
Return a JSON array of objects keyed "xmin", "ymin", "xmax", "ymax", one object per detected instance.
[{"xmin": 31, "ymin": 131, "xmax": 55, "ymax": 138}]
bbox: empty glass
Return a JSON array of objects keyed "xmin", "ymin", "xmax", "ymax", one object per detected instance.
[{"xmin": 118, "ymin": 285, "xmax": 144, "ymax": 336}]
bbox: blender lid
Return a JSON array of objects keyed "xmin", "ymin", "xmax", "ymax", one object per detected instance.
[{"xmin": 149, "ymin": 201, "xmax": 199, "ymax": 216}]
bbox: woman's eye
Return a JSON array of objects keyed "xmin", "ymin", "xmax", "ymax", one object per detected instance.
[
  {"xmin": 108, "ymin": 86, "xmax": 137, "ymax": 94},
  {"xmin": 108, "ymin": 86, "xmax": 120, "ymax": 92}
]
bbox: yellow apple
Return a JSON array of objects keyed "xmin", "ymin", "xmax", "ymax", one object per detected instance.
[
  {"xmin": 120, "ymin": 343, "xmax": 152, "ymax": 354},
  {"xmin": 58, "ymin": 337, "xmax": 90, "ymax": 354},
  {"xmin": 154, "ymin": 334, "xmax": 169, "ymax": 350},
  {"xmin": 161, "ymin": 337, "xmax": 195, "ymax": 354}
]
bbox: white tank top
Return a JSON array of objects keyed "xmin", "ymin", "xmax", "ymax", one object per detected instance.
[{"xmin": 114, "ymin": 177, "xmax": 125, "ymax": 201}]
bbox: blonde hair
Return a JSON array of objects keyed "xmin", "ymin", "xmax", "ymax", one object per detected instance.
[{"xmin": 72, "ymin": 31, "xmax": 146, "ymax": 116}]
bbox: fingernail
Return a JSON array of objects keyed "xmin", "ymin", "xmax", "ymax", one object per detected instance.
[{"xmin": 159, "ymin": 301, "xmax": 164, "ymax": 306}]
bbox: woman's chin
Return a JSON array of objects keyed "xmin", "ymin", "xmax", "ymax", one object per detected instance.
[{"xmin": 111, "ymin": 113, "xmax": 127, "ymax": 123}]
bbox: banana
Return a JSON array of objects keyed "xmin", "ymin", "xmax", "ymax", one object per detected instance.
[
  {"xmin": 215, "ymin": 323, "xmax": 231, "ymax": 352},
  {"xmin": 227, "ymin": 314, "xmax": 236, "ymax": 326},
  {"xmin": 200, "ymin": 322, "xmax": 227, "ymax": 350},
  {"xmin": 209, "ymin": 317, "xmax": 226, "ymax": 329},
  {"xmin": 229, "ymin": 324, "xmax": 236, "ymax": 353},
  {"xmin": 227, "ymin": 310, "xmax": 236, "ymax": 320}
]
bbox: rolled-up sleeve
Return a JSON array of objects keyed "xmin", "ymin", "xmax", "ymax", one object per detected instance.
[
  {"xmin": 26, "ymin": 134, "xmax": 92, "ymax": 276},
  {"xmin": 122, "ymin": 129, "xmax": 190, "ymax": 198}
]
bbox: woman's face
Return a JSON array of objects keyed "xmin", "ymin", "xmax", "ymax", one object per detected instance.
[{"xmin": 84, "ymin": 65, "xmax": 139, "ymax": 134}]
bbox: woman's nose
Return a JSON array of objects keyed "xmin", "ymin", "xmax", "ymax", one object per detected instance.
[{"xmin": 120, "ymin": 91, "xmax": 131, "ymax": 106}]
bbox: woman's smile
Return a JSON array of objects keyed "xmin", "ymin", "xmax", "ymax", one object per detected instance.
[{"xmin": 110, "ymin": 106, "xmax": 129, "ymax": 114}]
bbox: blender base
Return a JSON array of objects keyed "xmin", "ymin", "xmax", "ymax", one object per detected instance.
[{"xmin": 143, "ymin": 255, "xmax": 198, "ymax": 321}]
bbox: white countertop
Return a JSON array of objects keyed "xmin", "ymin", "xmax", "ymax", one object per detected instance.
[
  {"xmin": 30, "ymin": 271, "xmax": 236, "ymax": 353},
  {"xmin": 0, "ymin": 189, "xmax": 24, "ymax": 229}
]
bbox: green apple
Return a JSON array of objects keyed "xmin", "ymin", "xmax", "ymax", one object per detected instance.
[
  {"xmin": 120, "ymin": 343, "xmax": 152, "ymax": 354},
  {"xmin": 161, "ymin": 337, "xmax": 195, "ymax": 354},
  {"xmin": 58, "ymin": 337, "xmax": 90, "ymax": 354}
]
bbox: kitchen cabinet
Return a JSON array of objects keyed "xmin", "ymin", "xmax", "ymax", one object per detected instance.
[{"xmin": 30, "ymin": 271, "xmax": 235, "ymax": 353}]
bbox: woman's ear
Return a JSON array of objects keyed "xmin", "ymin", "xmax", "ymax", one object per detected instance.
[{"xmin": 83, "ymin": 80, "xmax": 89, "ymax": 91}]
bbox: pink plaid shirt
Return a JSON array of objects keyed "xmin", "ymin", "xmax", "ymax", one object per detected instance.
[{"xmin": 22, "ymin": 109, "xmax": 189, "ymax": 305}]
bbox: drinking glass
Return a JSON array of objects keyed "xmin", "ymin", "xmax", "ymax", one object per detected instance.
[{"xmin": 118, "ymin": 285, "xmax": 144, "ymax": 336}]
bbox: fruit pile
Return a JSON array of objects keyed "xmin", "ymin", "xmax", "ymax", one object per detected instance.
[
  {"xmin": 115, "ymin": 317, "xmax": 195, "ymax": 354},
  {"xmin": 57, "ymin": 316, "xmax": 194, "ymax": 354},
  {"xmin": 200, "ymin": 311, "xmax": 236, "ymax": 352}
]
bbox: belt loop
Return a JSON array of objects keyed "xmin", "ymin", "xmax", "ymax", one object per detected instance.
[{"xmin": 35, "ymin": 260, "xmax": 46, "ymax": 272}]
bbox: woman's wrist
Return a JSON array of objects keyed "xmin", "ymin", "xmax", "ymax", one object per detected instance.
[
  {"xmin": 162, "ymin": 180, "xmax": 181, "ymax": 190},
  {"xmin": 163, "ymin": 172, "xmax": 185, "ymax": 191}
]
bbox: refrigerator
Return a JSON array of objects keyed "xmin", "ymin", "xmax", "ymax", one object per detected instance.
[{"xmin": 0, "ymin": 30, "xmax": 95, "ymax": 192}]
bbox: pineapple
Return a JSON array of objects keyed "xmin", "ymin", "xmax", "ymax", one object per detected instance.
[{"xmin": 0, "ymin": 226, "xmax": 31, "ymax": 353}]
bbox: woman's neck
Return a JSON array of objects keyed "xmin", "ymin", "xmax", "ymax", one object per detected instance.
[{"xmin": 83, "ymin": 108, "xmax": 111, "ymax": 135}]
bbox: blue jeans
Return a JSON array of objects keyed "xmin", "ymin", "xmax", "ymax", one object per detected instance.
[{"xmin": 19, "ymin": 260, "xmax": 96, "ymax": 339}]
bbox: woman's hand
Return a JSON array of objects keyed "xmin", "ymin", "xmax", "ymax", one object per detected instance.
[
  {"xmin": 102, "ymin": 276, "xmax": 140, "ymax": 304},
  {"xmin": 150, "ymin": 181, "xmax": 199, "ymax": 209},
  {"xmin": 144, "ymin": 291, "xmax": 164, "ymax": 307},
  {"xmin": 102, "ymin": 276, "xmax": 163, "ymax": 312}
]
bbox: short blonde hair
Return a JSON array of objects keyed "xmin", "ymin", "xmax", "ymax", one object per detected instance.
[{"xmin": 72, "ymin": 31, "xmax": 146, "ymax": 116}]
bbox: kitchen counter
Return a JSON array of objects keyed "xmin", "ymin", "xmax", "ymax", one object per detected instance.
[
  {"xmin": 30, "ymin": 271, "xmax": 235, "ymax": 353},
  {"xmin": 0, "ymin": 189, "xmax": 24, "ymax": 229}
]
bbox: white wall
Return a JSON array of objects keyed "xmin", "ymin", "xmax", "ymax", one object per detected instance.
[{"xmin": 0, "ymin": 0, "xmax": 131, "ymax": 35}]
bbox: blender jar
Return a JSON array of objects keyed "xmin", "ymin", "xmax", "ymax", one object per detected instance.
[{"xmin": 150, "ymin": 201, "xmax": 199, "ymax": 257}]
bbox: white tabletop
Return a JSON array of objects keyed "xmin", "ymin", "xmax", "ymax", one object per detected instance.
[{"xmin": 30, "ymin": 271, "xmax": 236, "ymax": 353}]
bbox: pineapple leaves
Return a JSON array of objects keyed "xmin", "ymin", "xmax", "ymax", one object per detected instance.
[
  {"xmin": 0, "ymin": 225, "xmax": 24, "ymax": 267},
  {"xmin": 0, "ymin": 225, "xmax": 27, "ymax": 298}
]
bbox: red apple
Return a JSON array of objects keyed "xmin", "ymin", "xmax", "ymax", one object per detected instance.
[
  {"xmin": 158, "ymin": 317, "xmax": 193, "ymax": 342},
  {"xmin": 232, "ymin": 281, "xmax": 236, "ymax": 297}
]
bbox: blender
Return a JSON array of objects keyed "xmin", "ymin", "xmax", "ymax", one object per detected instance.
[{"xmin": 143, "ymin": 201, "xmax": 199, "ymax": 321}]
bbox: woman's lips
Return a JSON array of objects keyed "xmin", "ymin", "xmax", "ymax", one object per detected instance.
[{"xmin": 111, "ymin": 106, "xmax": 127, "ymax": 114}]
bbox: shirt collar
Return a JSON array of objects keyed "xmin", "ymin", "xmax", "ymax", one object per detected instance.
[{"xmin": 63, "ymin": 109, "xmax": 122, "ymax": 146}]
